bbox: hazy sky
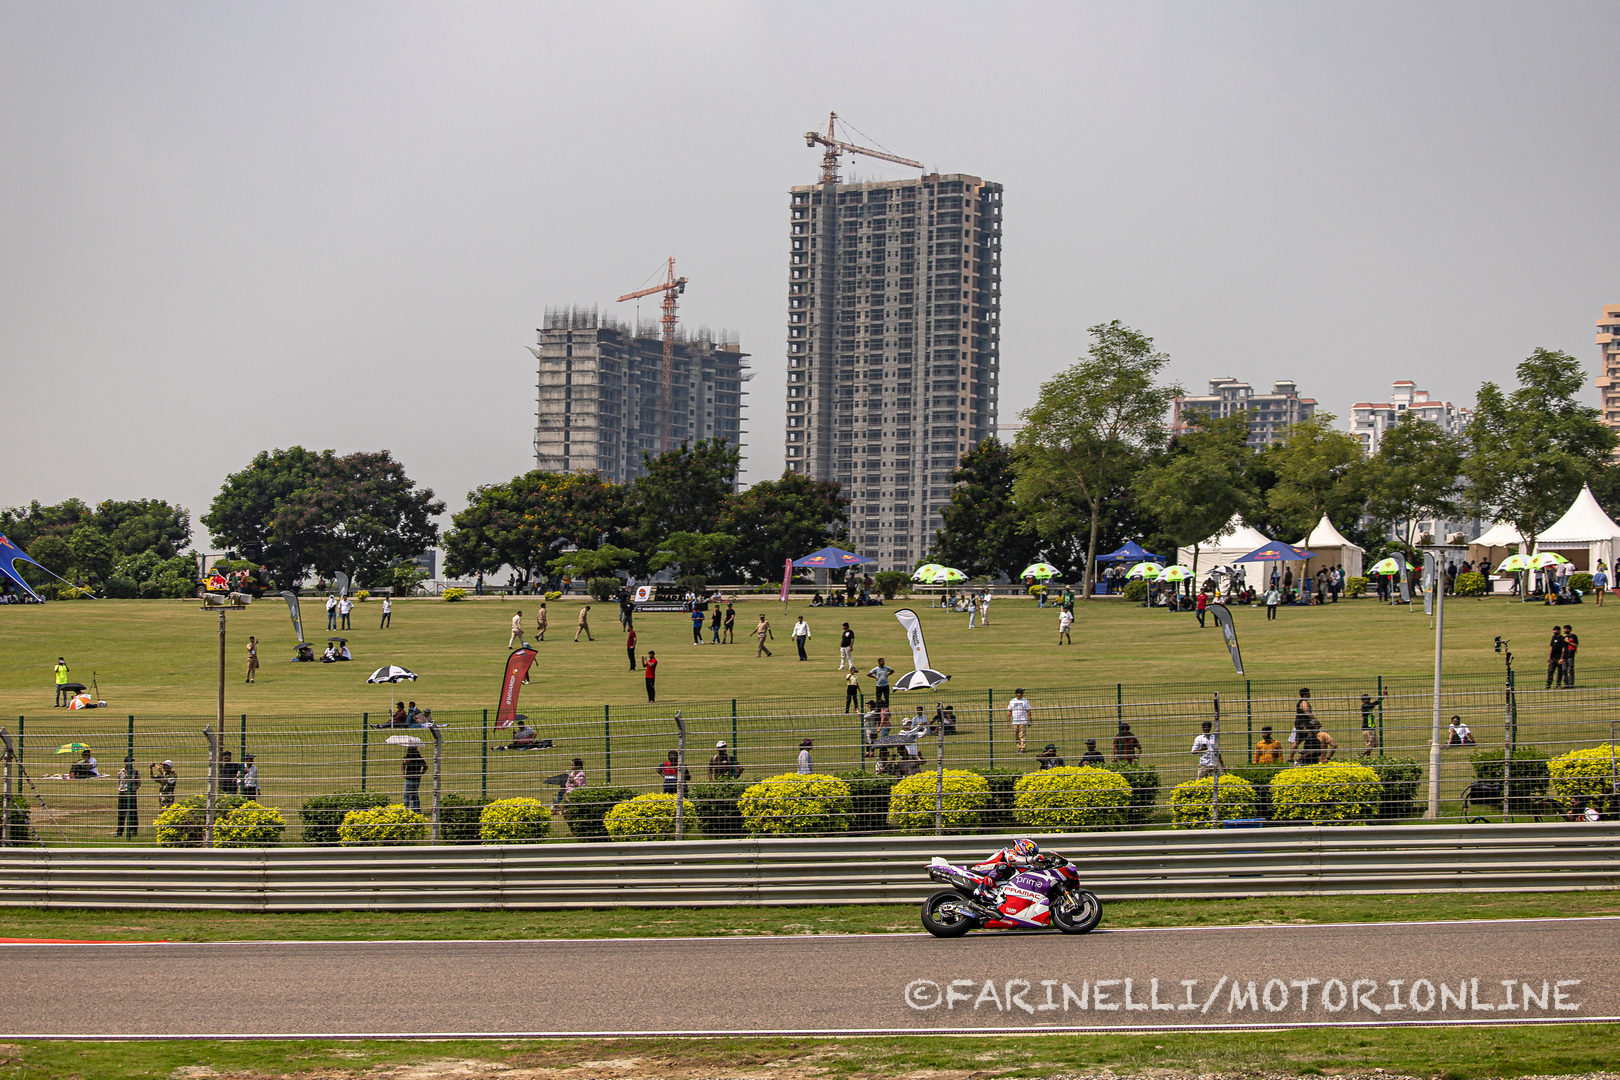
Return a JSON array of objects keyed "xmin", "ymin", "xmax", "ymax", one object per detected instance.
[{"xmin": 4, "ymin": 1, "xmax": 1616, "ymax": 546}]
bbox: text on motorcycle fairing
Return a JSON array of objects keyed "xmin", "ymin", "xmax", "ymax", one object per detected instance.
[{"xmin": 903, "ymin": 976, "xmax": 1583, "ymax": 1015}]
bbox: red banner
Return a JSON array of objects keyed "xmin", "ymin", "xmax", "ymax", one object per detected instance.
[
  {"xmin": 779, "ymin": 557, "xmax": 793, "ymax": 603},
  {"xmin": 495, "ymin": 647, "xmax": 537, "ymax": 728}
]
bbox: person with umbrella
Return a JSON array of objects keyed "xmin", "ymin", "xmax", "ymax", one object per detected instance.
[
  {"xmin": 401, "ymin": 745, "xmax": 427, "ymax": 811},
  {"xmin": 63, "ymin": 746, "xmax": 98, "ymax": 778}
]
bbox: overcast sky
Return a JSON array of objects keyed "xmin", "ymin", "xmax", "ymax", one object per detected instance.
[{"xmin": 4, "ymin": 1, "xmax": 1616, "ymax": 546}]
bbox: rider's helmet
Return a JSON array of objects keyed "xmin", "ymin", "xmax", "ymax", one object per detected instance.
[{"xmin": 1012, "ymin": 838, "xmax": 1039, "ymax": 859}]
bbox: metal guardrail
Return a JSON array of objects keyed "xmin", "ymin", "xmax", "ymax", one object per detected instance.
[{"xmin": 0, "ymin": 822, "xmax": 1615, "ymax": 911}]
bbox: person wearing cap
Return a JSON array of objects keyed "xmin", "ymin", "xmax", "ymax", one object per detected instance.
[
  {"xmin": 1359, "ymin": 692, "xmax": 1385, "ymax": 757},
  {"xmin": 1006, "ymin": 688, "xmax": 1032, "ymax": 753},
  {"xmin": 1079, "ymin": 739, "xmax": 1104, "ymax": 766},
  {"xmin": 709, "ymin": 741, "xmax": 737, "ymax": 781},
  {"xmin": 797, "ymin": 738, "xmax": 813, "ymax": 774},
  {"xmin": 240, "ymin": 753, "xmax": 260, "ymax": 800},
  {"xmin": 1253, "ymin": 726, "xmax": 1281, "ymax": 764},
  {"xmin": 149, "ymin": 759, "xmax": 179, "ymax": 809},
  {"xmin": 1036, "ymin": 743, "xmax": 1064, "ymax": 769}
]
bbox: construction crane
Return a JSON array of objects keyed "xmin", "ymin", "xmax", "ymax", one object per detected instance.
[
  {"xmin": 617, "ymin": 257, "xmax": 688, "ymax": 455},
  {"xmin": 804, "ymin": 111, "xmax": 924, "ymax": 184}
]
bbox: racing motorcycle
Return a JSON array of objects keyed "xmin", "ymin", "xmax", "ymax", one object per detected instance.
[{"xmin": 920, "ymin": 853, "xmax": 1102, "ymax": 937}]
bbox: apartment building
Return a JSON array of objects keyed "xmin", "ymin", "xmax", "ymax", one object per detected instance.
[{"xmin": 1171, "ymin": 378, "xmax": 1316, "ymax": 447}]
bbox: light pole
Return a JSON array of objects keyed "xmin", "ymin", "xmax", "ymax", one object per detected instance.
[{"xmin": 200, "ymin": 589, "xmax": 251, "ymax": 846}]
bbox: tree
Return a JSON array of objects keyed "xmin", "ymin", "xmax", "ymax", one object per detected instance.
[
  {"xmin": 1362, "ymin": 414, "xmax": 1464, "ymax": 553},
  {"xmin": 0, "ymin": 497, "xmax": 191, "ymax": 587},
  {"xmin": 1258, "ymin": 413, "xmax": 1366, "ymax": 542},
  {"xmin": 1464, "ymin": 348, "xmax": 1618, "ymax": 547},
  {"xmin": 931, "ymin": 437, "xmax": 1041, "ymax": 580},
  {"xmin": 1013, "ymin": 321, "xmax": 1181, "ymax": 597},
  {"xmin": 204, "ymin": 448, "xmax": 443, "ymax": 588},
  {"xmin": 623, "ymin": 439, "xmax": 740, "ymax": 562},
  {"xmin": 715, "ymin": 472, "xmax": 847, "ymax": 582},
  {"xmin": 546, "ymin": 544, "xmax": 639, "ymax": 580},
  {"xmin": 647, "ymin": 531, "xmax": 737, "ymax": 580},
  {"xmin": 1134, "ymin": 414, "xmax": 1256, "ymax": 577},
  {"xmin": 442, "ymin": 470, "xmax": 626, "ymax": 583}
]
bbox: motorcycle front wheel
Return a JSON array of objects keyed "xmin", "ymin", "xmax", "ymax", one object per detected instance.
[
  {"xmin": 921, "ymin": 889, "xmax": 977, "ymax": 937},
  {"xmin": 1051, "ymin": 889, "xmax": 1102, "ymax": 934}
]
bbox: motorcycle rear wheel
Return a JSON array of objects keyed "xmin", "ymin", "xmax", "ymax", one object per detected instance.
[
  {"xmin": 921, "ymin": 890, "xmax": 977, "ymax": 937},
  {"xmin": 1051, "ymin": 889, "xmax": 1102, "ymax": 934}
]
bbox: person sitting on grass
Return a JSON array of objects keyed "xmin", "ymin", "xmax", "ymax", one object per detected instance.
[{"xmin": 495, "ymin": 720, "xmax": 540, "ymax": 750}]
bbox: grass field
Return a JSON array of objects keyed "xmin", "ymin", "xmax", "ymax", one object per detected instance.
[{"xmin": 2, "ymin": 592, "xmax": 1617, "ymax": 844}]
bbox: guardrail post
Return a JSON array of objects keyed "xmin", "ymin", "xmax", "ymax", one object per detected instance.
[
  {"xmin": 604, "ymin": 705, "xmax": 612, "ymax": 784},
  {"xmin": 360, "ymin": 715, "xmax": 368, "ymax": 792}
]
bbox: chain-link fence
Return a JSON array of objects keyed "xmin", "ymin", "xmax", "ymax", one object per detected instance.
[{"xmin": 4, "ymin": 670, "xmax": 1618, "ymax": 846}]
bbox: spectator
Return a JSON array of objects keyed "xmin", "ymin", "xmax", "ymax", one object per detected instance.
[
  {"xmin": 1562, "ymin": 624, "xmax": 1578, "ymax": 688},
  {"xmin": 496, "ymin": 720, "xmax": 540, "ymax": 751},
  {"xmin": 626, "ymin": 626, "xmax": 638, "ymax": 672},
  {"xmin": 554, "ymin": 757, "xmax": 587, "ymax": 813},
  {"xmin": 838, "ymin": 622, "xmax": 855, "ymax": 670},
  {"xmin": 401, "ymin": 747, "xmax": 427, "ymax": 811},
  {"xmin": 1447, "ymin": 715, "xmax": 1474, "ymax": 746},
  {"xmin": 755, "ymin": 615, "xmax": 774, "ymax": 657},
  {"xmin": 1547, "ymin": 626, "xmax": 1566, "ymax": 689},
  {"xmin": 933, "ymin": 701, "xmax": 957, "ymax": 736},
  {"xmin": 1311, "ymin": 719, "xmax": 1338, "ymax": 762},
  {"xmin": 797, "ymin": 738, "xmax": 813, "ymax": 774},
  {"xmin": 792, "ymin": 616, "xmax": 812, "ymax": 661},
  {"xmin": 240, "ymin": 754, "xmax": 260, "ymax": 799},
  {"xmin": 1079, "ymin": 739, "xmax": 1104, "ymax": 765},
  {"xmin": 844, "ymin": 668, "xmax": 860, "ymax": 714},
  {"xmin": 1253, "ymin": 726, "xmax": 1281, "ymax": 764},
  {"xmin": 574, "ymin": 605, "xmax": 594, "ymax": 643},
  {"xmin": 245, "ymin": 636, "xmax": 259, "ymax": 684},
  {"xmin": 642, "ymin": 650, "xmax": 657, "ymax": 702},
  {"xmin": 1192, "ymin": 720, "xmax": 1222, "ymax": 778},
  {"xmin": 709, "ymin": 742, "xmax": 738, "ymax": 781},
  {"xmin": 69, "ymin": 749, "xmax": 98, "ymax": 779},
  {"xmin": 1006, "ymin": 688, "xmax": 1032, "ymax": 753},
  {"xmin": 53, "ymin": 656, "xmax": 71, "ymax": 707},
  {"xmin": 1359, "ymin": 693, "xmax": 1385, "ymax": 757},
  {"xmin": 861, "ymin": 702, "xmax": 881, "ymax": 758},
  {"xmin": 867, "ymin": 658, "xmax": 893, "ymax": 707},
  {"xmin": 115, "ymin": 758, "xmax": 141, "ymax": 838},
  {"xmin": 1112, "ymin": 722, "xmax": 1142, "ymax": 762},
  {"xmin": 1036, "ymin": 743, "xmax": 1065, "ymax": 769}
]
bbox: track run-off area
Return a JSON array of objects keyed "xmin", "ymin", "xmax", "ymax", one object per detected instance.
[{"xmin": 3, "ymin": 916, "xmax": 1618, "ymax": 1038}]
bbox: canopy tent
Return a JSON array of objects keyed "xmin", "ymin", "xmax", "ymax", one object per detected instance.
[
  {"xmin": 1534, "ymin": 484, "xmax": 1620, "ymax": 573},
  {"xmin": 1096, "ymin": 541, "xmax": 1165, "ymax": 565},
  {"xmin": 1176, "ymin": 516, "xmax": 1272, "ymax": 577},
  {"xmin": 791, "ymin": 546, "xmax": 874, "ymax": 569},
  {"xmin": 1296, "ymin": 514, "xmax": 1365, "ymax": 580},
  {"xmin": 1467, "ymin": 521, "xmax": 1526, "ymax": 566},
  {"xmin": 1236, "ymin": 540, "xmax": 1316, "ymax": 563}
]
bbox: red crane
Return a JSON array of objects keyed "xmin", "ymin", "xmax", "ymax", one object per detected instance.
[
  {"xmin": 804, "ymin": 111, "xmax": 924, "ymax": 184},
  {"xmin": 616, "ymin": 257, "xmax": 689, "ymax": 454}
]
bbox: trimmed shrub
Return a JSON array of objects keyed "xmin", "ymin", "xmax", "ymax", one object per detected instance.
[
  {"xmin": 1366, "ymin": 757, "xmax": 1424, "ymax": 820},
  {"xmin": 1228, "ymin": 765, "xmax": 1285, "ymax": 820},
  {"xmin": 1012, "ymin": 765, "xmax": 1132, "ymax": 832},
  {"xmin": 561, "ymin": 784, "xmax": 636, "ymax": 841},
  {"xmin": 1454, "ymin": 571, "xmax": 1487, "ymax": 597},
  {"xmin": 300, "ymin": 791, "xmax": 389, "ymax": 845},
  {"xmin": 873, "ymin": 570, "xmax": 909, "ymax": 600},
  {"xmin": 979, "ymin": 769, "xmax": 1022, "ymax": 832},
  {"xmin": 688, "ymin": 781, "xmax": 747, "ymax": 837},
  {"xmin": 887, "ymin": 769, "xmax": 990, "ymax": 833},
  {"xmin": 1270, "ymin": 763, "xmax": 1380, "ymax": 824},
  {"xmin": 738, "ymin": 773, "xmax": 852, "ymax": 835},
  {"xmin": 1122, "ymin": 580, "xmax": 1148, "ymax": 603},
  {"xmin": 479, "ymin": 797, "xmax": 550, "ymax": 844},
  {"xmin": 1569, "ymin": 572, "xmax": 1594, "ymax": 594},
  {"xmin": 102, "ymin": 575, "xmax": 139, "ymax": 599},
  {"xmin": 1103, "ymin": 761, "xmax": 1161, "ymax": 825},
  {"xmin": 439, "ymin": 793, "xmax": 489, "ymax": 844},
  {"xmin": 545, "ymin": 590, "xmax": 563, "ymax": 601},
  {"xmin": 213, "ymin": 801, "xmax": 286, "ymax": 847},
  {"xmin": 588, "ymin": 576, "xmax": 621, "ymax": 602},
  {"xmin": 1470, "ymin": 746, "xmax": 1551, "ymax": 807},
  {"xmin": 605, "ymin": 792, "xmax": 700, "ymax": 840},
  {"xmin": 835, "ymin": 772, "xmax": 898, "ymax": 833},
  {"xmin": 1548, "ymin": 744, "xmax": 1620, "ymax": 809},
  {"xmin": 1, "ymin": 793, "xmax": 38, "ymax": 845},
  {"xmin": 442, "ymin": 587, "xmax": 468, "ymax": 602},
  {"xmin": 1345, "ymin": 576, "xmax": 1368, "ymax": 598},
  {"xmin": 155, "ymin": 795, "xmax": 252, "ymax": 847},
  {"xmin": 338, "ymin": 804, "xmax": 429, "ymax": 846},
  {"xmin": 1170, "ymin": 774, "xmax": 1259, "ymax": 828}
]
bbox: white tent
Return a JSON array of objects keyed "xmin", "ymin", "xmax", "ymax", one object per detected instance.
[
  {"xmin": 1466, "ymin": 521, "xmax": 1526, "ymax": 566},
  {"xmin": 1535, "ymin": 484, "xmax": 1620, "ymax": 573},
  {"xmin": 1296, "ymin": 514, "xmax": 1364, "ymax": 580},
  {"xmin": 1177, "ymin": 515, "xmax": 1272, "ymax": 576}
]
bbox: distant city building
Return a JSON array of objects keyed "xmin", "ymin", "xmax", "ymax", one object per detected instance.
[
  {"xmin": 1347, "ymin": 380, "xmax": 1473, "ymax": 456},
  {"xmin": 531, "ymin": 306, "xmax": 749, "ymax": 485},
  {"xmin": 1597, "ymin": 304, "xmax": 1620, "ymax": 433},
  {"xmin": 1171, "ymin": 378, "xmax": 1316, "ymax": 447},
  {"xmin": 782, "ymin": 173, "xmax": 1002, "ymax": 570}
]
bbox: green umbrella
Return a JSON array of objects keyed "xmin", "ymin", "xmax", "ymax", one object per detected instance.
[
  {"xmin": 1019, "ymin": 562, "xmax": 1060, "ymax": 581},
  {"xmin": 1159, "ymin": 565, "xmax": 1194, "ymax": 582},
  {"xmin": 914, "ymin": 565, "xmax": 966, "ymax": 585},
  {"xmin": 1370, "ymin": 557, "xmax": 1415, "ymax": 575},
  {"xmin": 1497, "ymin": 553, "xmax": 1532, "ymax": 572},
  {"xmin": 55, "ymin": 742, "xmax": 92, "ymax": 754},
  {"xmin": 1125, "ymin": 561, "xmax": 1163, "ymax": 580},
  {"xmin": 911, "ymin": 562, "xmax": 945, "ymax": 583},
  {"xmin": 1532, "ymin": 551, "xmax": 1571, "ymax": 569}
]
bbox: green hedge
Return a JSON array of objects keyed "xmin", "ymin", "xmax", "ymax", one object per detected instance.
[
  {"xmin": 213, "ymin": 801, "xmax": 286, "ymax": 847},
  {"xmin": 688, "ymin": 781, "xmax": 748, "ymax": 837},
  {"xmin": 1471, "ymin": 746, "xmax": 1551, "ymax": 802},
  {"xmin": 979, "ymin": 769, "xmax": 1023, "ymax": 832},
  {"xmin": 886, "ymin": 769, "xmax": 990, "ymax": 833},
  {"xmin": 2, "ymin": 793, "xmax": 38, "ymax": 845},
  {"xmin": 1454, "ymin": 571, "xmax": 1487, "ymax": 597},
  {"xmin": 588, "ymin": 577, "xmax": 621, "ymax": 601},
  {"xmin": 155, "ymin": 795, "xmax": 253, "ymax": 847},
  {"xmin": 561, "ymin": 784, "xmax": 636, "ymax": 841},
  {"xmin": 1122, "ymin": 580, "xmax": 1148, "ymax": 602},
  {"xmin": 1345, "ymin": 576, "xmax": 1368, "ymax": 598},
  {"xmin": 300, "ymin": 791, "xmax": 390, "ymax": 845},
  {"xmin": 834, "ymin": 772, "xmax": 898, "ymax": 833},
  {"xmin": 1169, "ymin": 774, "xmax": 1259, "ymax": 828},
  {"xmin": 738, "ymin": 773, "xmax": 852, "ymax": 835},
  {"xmin": 605, "ymin": 792, "xmax": 699, "ymax": 840},
  {"xmin": 1227, "ymin": 765, "xmax": 1286, "ymax": 819},
  {"xmin": 439, "ymin": 793, "xmax": 489, "ymax": 844},
  {"xmin": 1366, "ymin": 757, "xmax": 1424, "ymax": 820},
  {"xmin": 1012, "ymin": 765, "xmax": 1132, "ymax": 831},
  {"xmin": 338, "ymin": 804, "xmax": 429, "ymax": 845},
  {"xmin": 1103, "ymin": 761, "xmax": 1161, "ymax": 825},
  {"xmin": 1570, "ymin": 572, "xmax": 1595, "ymax": 594},
  {"xmin": 1548, "ymin": 744, "xmax": 1619, "ymax": 809},
  {"xmin": 1270, "ymin": 763, "xmax": 1380, "ymax": 824},
  {"xmin": 479, "ymin": 797, "xmax": 550, "ymax": 843}
]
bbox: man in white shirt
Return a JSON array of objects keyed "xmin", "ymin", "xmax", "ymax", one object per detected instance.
[
  {"xmin": 380, "ymin": 596, "xmax": 392, "ymax": 629},
  {"xmin": 1058, "ymin": 608, "xmax": 1074, "ymax": 644},
  {"xmin": 1192, "ymin": 721, "xmax": 1222, "ymax": 778},
  {"xmin": 791, "ymin": 616, "xmax": 812, "ymax": 661},
  {"xmin": 797, "ymin": 738, "xmax": 813, "ymax": 774},
  {"xmin": 325, "ymin": 594, "xmax": 338, "ymax": 630},
  {"xmin": 338, "ymin": 594, "xmax": 353, "ymax": 630},
  {"xmin": 509, "ymin": 611, "xmax": 524, "ymax": 650},
  {"xmin": 1006, "ymin": 688, "xmax": 1032, "ymax": 753}
]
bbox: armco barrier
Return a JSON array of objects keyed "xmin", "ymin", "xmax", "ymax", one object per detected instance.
[{"xmin": 0, "ymin": 822, "xmax": 1616, "ymax": 911}]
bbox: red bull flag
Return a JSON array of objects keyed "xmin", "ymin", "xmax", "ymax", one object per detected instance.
[{"xmin": 495, "ymin": 647, "xmax": 538, "ymax": 728}]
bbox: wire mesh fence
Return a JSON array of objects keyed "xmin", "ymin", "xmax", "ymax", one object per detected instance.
[{"xmin": 3, "ymin": 671, "xmax": 1618, "ymax": 846}]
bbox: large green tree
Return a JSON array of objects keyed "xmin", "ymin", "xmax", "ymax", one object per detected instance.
[
  {"xmin": 204, "ymin": 448, "xmax": 443, "ymax": 588},
  {"xmin": 623, "ymin": 439, "xmax": 740, "ymax": 565},
  {"xmin": 0, "ymin": 497, "xmax": 192, "ymax": 587},
  {"xmin": 442, "ymin": 470, "xmax": 626, "ymax": 583},
  {"xmin": 1464, "ymin": 348, "xmax": 1618, "ymax": 546},
  {"xmin": 1362, "ymin": 414, "xmax": 1464, "ymax": 550},
  {"xmin": 715, "ymin": 471, "xmax": 847, "ymax": 582},
  {"xmin": 1134, "ymin": 414, "xmax": 1256, "ymax": 576},
  {"xmin": 1257, "ymin": 413, "xmax": 1366, "ymax": 542},
  {"xmin": 931, "ymin": 437, "xmax": 1041, "ymax": 580},
  {"xmin": 1013, "ymin": 321, "xmax": 1181, "ymax": 597}
]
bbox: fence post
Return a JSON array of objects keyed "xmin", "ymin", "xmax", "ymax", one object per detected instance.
[
  {"xmin": 203, "ymin": 725, "xmax": 218, "ymax": 848},
  {"xmin": 13, "ymin": 717, "xmax": 20, "ymax": 797},
  {"xmin": 987, "ymin": 688, "xmax": 994, "ymax": 771},
  {"xmin": 239, "ymin": 714, "xmax": 247, "ymax": 761},
  {"xmin": 1116, "ymin": 683, "xmax": 1123, "ymax": 729},
  {"xmin": 360, "ymin": 715, "xmax": 368, "ymax": 792},
  {"xmin": 933, "ymin": 712, "xmax": 946, "ymax": 836},
  {"xmin": 429, "ymin": 724, "xmax": 442, "ymax": 843},
  {"xmin": 1244, "ymin": 680, "xmax": 1252, "ymax": 757},
  {"xmin": 481, "ymin": 708, "xmax": 489, "ymax": 801},
  {"xmin": 1377, "ymin": 674, "xmax": 1386, "ymax": 756},
  {"xmin": 127, "ymin": 715, "xmax": 136, "ymax": 766},
  {"xmin": 732, "ymin": 699, "xmax": 738, "ymax": 751},
  {"xmin": 604, "ymin": 705, "xmax": 612, "ymax": 785}
]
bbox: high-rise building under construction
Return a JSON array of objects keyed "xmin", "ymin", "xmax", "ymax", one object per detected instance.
[
  {"xmin": 782, "ymin": 173, "xmax": 1002, "ymax": 570},
  {"xmin": 532, "ymin": 306, "xmax": 748, "ymax": 485}
]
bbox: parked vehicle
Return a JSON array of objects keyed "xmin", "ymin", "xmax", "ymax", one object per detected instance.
[{"xmin": 920, "ymin": 853, "xmax": 1102, "ymax": 937}]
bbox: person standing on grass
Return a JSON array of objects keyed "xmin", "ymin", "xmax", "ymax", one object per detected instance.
[
  {"xmin": 691, "ymin": 605, "xmax": 705, "ymax": 644},
  {"xmin": 1195, "ymin": 591, "xmax": 1208, "ymax": 628},
  {"xmin": 1265, "ymin": 585, "xmax": 1280, "ymax": 620},
  {"xmin": 979, "ymin": 591, "xmax": 991, "ymax": 625},
  {"xmin": 1358, "ymin": 692, "xmax": 1385, "ymax": 756},
  {"xmin": 1112, "ymin": 722, "xmax": 1141, "ymax": 762},
  {"xmin": 401, "ymin": 747, "xmax": 426, "ymax": 811},
  {"xmin": 1006, "ymin": 687, "xmax": 1031, "ymax": 753},
  {"xmin": 723, "ymin": 602, "xmax": 736, "ymax": 643},
  {"xmin": 219, "ymin": 750, "xmax": 241, "ymax": 796},
  {"xmin": 1058, "ymin": 607, "xmax": 1073, "ymax": 644},
  {"xmin": 53, "ymin": 656, "xmax": 71, "ymax": 706},
  {"xmin": 1594, "ymin": 563, "xmax": 1609, "ymax": 606},
  {"xmin": 535, "ymin": 603, "xmax": 548, "ymax": 642},
  {"xmin": 838, "ymin": 623, "xmax": 855, "ymax": 670},
  {"xmin": 642, "ymin": 650, "xmax": 657, "ymax": 701},
  {"xmin": 1547, "ymin": 626, "xmax": 1566, "ymax": 689},
  {"xmin": 338, "ymin": 594, "xmax": 353, "ymax": 630},
  {"xmin": 1192, "ymin": 720, "xmax": 1222, "ymax": 778},
  {"xmin": 710, "ymin": 604, "xmax": 722, "ymax": 644},
  {"xmin": 240, "ymin": 754, "xmax": 260, "ymax": 800},
  {"xmin": 245, "ymin": 636, "xmax": 259, "ymax": 683},
  {"xmin": 625, "ymin": 626, "xmax": 638, "ymax": 672},
  {"xmin": 1562, "ymin": 624, "xmax": 1578, "ymax": 688},
  {"xmin": 844, "ymin": 667, "xmax": 861, "ymax": 714},
  {"xmin": 509, "ymin": 610, "xmax": 524, "ymax": 650},
  {"xmin": 115, "ymin": 758, "xmax": 141, "ymax": 838},
  {"xmin": 754, "ymin": 614, "xmax": 774, "ymax": 657},
  {"xmin": 379, "ymin": 596, "xmax": 392, "ymax": 629},
  {"xmin": 868, "ymin": 658, "xmax": 893, "ymax": 708},
  {"xmin": 792, "ymin": 615, "xmax": 811, "ymax": 661},
  {"xmin": 575, "ymin": 605, "xmax": 594, "ymax": 642},
  {"xmin": 326, "ymin": 593, "xmax": 338, "ymax": 630}
]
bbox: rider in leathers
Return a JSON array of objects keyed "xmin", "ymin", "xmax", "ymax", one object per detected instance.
[{"xmin": 970, "ymin": 837, "xmax": 1043, "ymax": 901}]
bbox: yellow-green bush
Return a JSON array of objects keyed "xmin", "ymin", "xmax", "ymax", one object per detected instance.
[
  {"xmin": 886, "ymin": 769, "xmax": 989, "ymax": 833},
  {"xmin": 738, "ymin": 773, "xmax": 852, "ymax": 835},
  {"xmin": 213, "ymin": 801, "xmax": 286, "ymax": 847},
  {"xmin": 1169, "ymin": 774, "xmax": 1259, "ymax": 828},
  {"xmin": 1270, "ymin": 763, "xmax": 1380, "ymax": 824},
  {"xmin": 338, "ymin": 803, "xmax": 429, "ymax": 845},
  {"xmin": 442, "ymin": 587, "xmax": 468, "ymax": 602},
  {"xmin": 604, "ymin": 792, "xmax": 699, "ymax": 841},
  {"xmin": 1012, "ymin": 765, "xmax": 1132, "ymax": 831},
  {"xmin": 154, "ymin": 795, "xmax": 254, "ymax": 847},
  {"xmin": 1548, "ymin": 744, "xmax": 1619, "ymax": 808},
  {"xmin": 478, "ymin": 797, "xmax": 551, "ymax": 843}
]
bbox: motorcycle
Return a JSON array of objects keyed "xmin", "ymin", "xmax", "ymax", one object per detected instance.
[{"xmin": 920, "ymin": 853, "xmax": 1102, "ymax": 937}]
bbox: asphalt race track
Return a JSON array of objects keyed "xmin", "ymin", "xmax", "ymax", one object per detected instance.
[{"xmin": 4, "ymin": 917, "xmax": 1618, "ymax": 1038}]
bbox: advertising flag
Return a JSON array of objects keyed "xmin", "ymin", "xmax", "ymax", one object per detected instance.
[
  {"xmin": 495, "ymin": 647, "xmax": 538, "ymax": 728},
  {"xmin": 1208, "ymin": 603, "xmax": 1244, "ymax": 675},
  {"xmin": 279, "ymin": 590, "xmax": 305, "ymax": 643},
  {"xmin": 779, "ymin": 557, "xmax": 793, "ymax": 603},
  {"xmin": 892, "ymin": 607, "xmax": 949, "ymax": 691}
]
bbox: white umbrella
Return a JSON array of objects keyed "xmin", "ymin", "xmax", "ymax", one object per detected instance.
[
  {"xmin": 366, "ymin": 665, "xmax": 418, "ymax": 684},
  {"xmin": 1532, "ymin": 551, "xmax": 1571, "ymax": 568},
  {"xmin": 384, "ymin": 734, "xmax": 423, "ymax": 747},
  {"xmin": 1159, "ymin": 565, "xmax": 1194, "ymax": 582},
  {"xmin": 1124, "ymin": 561, "xmax": 1163, "ymax": 580}
]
